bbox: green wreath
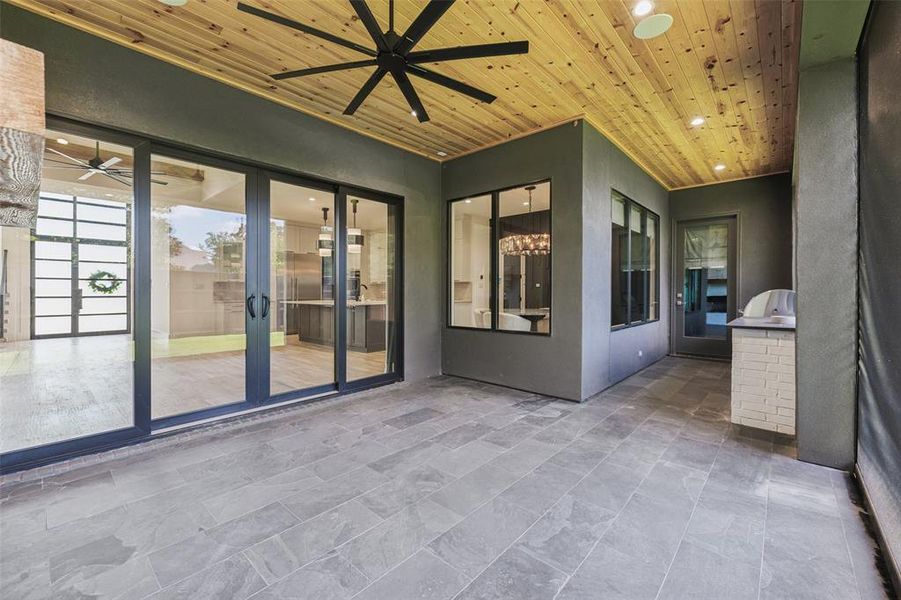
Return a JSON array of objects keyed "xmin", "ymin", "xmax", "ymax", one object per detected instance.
[{"xmin": 87, "ymin": 270, "xmax": 123, "ymax": 295}]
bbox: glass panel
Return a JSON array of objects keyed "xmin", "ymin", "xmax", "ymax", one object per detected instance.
[
  {"xmin": 77, "ymin": 203, "xmax": 128, "ymax": 225},
  {"xmin": 35, "ymin": 240, "xmax": 72, "ymax": 260},
  {"xmin": 77, "ymin": 221, "xmax": 127, "ymax": 241},
  {"xmin": 611, "ymin": 192, "xmax": 628, "ymax": 327},
  {"xmin": 79, "ymin": 314, "xmax": 128, "ymax": 333},
  {"xmin": 82, "ymin": 297, "xmax": 128, "ymax": 314},
  {"xmin": 647, "ymin": 214, "xmax": 658, "ymax": 321},
  {"xmin": 346, "ymin": 196, "xmax": 396, "ymax": 381},
  {"xmin": 34, "ymin": 297, "xmax": 72, "ymax": 316},
  {"xmin": 35, "ymin": 279, "xmax": 71, "ymax": 296},
  {"xmin": 38, "ymin": 198, "xmax": 73, "ymax": 219},
  {"xmin": 1, "ymin": 128, "xmax": 135, "ymax": 453},
  {"xmin": 450, "ymin": 195, "xmax": 491, "ymax": 328},
  {"xmin": 629, "ymin": 205, "xmax": 645, "ymax": 323},
  {"xmin": 497, "ymin": 182, "xmax": 551, "ymax": 333},
  {"xmin": 79, "ymin": 280, "xmax": 128, "ymax": 298},
  {"xmin": 683, "ymin": 223, "xmax": 729, "ymax": 339},
  {"xmin": 36, "ymin": 217, "xmax": 73, "ymax": 237},
  {"xmin": 79, "ymin": 261, "xmax": 128, "ymax": 280},
  {"xmin": 79, "ymin": 243, "xmax": 128, "ymax": 263},
  {"xmin": 35, "ymin": 259, "xmax": 71, "ymax": 278},
  {"xmin": 33, "ymin": 316, "xmax": 71, "ymax": 336},
  {"xmin": 151, "ymin": 154, "xmax": 247, "ymax": 419},
  {"xmin": 268, "ymin": 181, "xmax": 336, "ymax": 396}
]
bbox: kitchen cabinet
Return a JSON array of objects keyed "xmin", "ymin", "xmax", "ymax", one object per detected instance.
[{"xmin": 295, "ymin": 302, "xmax": 385, "ymax": 352}]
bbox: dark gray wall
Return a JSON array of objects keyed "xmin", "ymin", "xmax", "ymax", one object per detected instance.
[
  {"xmin": 582, "ymin": 124, "xmax": 669, "ymax": 396},
  {"xmin": 794, "ymin": 58, "xmax": 858, "ymax": 469},
  {"xmin": 441, "ymin": 122, "xmax": 584, "ymax": 400},
  {"xmin": 858, "ymin": 0, "xmax": 901, "ymax": 582},
  {"xmin": 1, "ymin": 5, "xmax": 442, "ymax": 380},
  {"xmin": 670, "ymin": 174, "xmax": 793, "ymax": 311}
]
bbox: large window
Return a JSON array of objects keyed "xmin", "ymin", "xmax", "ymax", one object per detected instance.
[
  {"xmin": 611, "ymin": 190, "xmax": 658, "ymax": 328},
  {"xmin": 449, "ymin": 181, "xmax": 551, "ymax": 335}
]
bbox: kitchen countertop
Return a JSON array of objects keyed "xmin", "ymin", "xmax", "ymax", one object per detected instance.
[
  {"xmin": 281, "ymin": 299, "xmax": 387, "ymax": 307},
  {"xmin": 727, "ymin": 317, "xmax": 796, "ymax": 331}
]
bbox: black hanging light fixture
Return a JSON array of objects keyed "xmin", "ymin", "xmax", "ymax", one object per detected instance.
[
  {"xmin": 499, "ymin": 185, "xmax": 551, "ymax": 256},
  {"xmin": 348, "ymin": 199, "xmax": 364, "ymax": 254},
  {"xmin": 236, "ymin": 0, "xmax": 529, "ymax": 123},
  {"xmin": 317, "ymin": 207, "xmax": 333, "ymax": 257}
]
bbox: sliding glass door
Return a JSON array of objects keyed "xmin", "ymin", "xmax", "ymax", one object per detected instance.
[
  {"xmin": 2, "ymin": 119, "xmax": 403, "ymax": 471},
  {"xmin": 344, "ymin": 194, "xmax": 401, "ymax": 384},
  {"xmin": 149, "ymin": 152, "xmax": 251, "ymax": 420},
  {"xmin": 263, "ymin": 175, "xmax": 337, "ymax": 399}
]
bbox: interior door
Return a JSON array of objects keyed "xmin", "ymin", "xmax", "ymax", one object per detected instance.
[{"xmin": 673, "ymin": 217, "xmax": 737, "ymax": 358}]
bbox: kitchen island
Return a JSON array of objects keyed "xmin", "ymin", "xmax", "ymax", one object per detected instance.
[{"xmin": 282, "ymin": 300, "xmax": 386, "ymax": 352}]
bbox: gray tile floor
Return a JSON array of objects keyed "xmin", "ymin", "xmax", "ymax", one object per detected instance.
[{"xmin": 0, "ymin": 357, "xmax": 891, "ymax": 600}]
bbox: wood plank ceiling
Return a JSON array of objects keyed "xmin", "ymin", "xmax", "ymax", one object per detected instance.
[{"xmin": 9, "ymin": 0, "xmax": 802, "ymax": 189}]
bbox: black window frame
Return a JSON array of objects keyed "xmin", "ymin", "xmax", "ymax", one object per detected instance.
[
  {"xmin": 610, "ymin": 189, "xmax": 660, "ymax": 330},
  {"xmin": 446, "ymin": 179, "xmax": 552, "ymax": 336}
]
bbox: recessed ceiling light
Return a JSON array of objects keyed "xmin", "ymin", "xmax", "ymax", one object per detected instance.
[
  {"xmin": 436, "ymin": 151, "xmax": 448, "ymax": 157},
  {"xmin": 714, "ymin": 164, "xmax": 726, "ymax": 171},
  {"xmin": 158, "ymin": 0, "xmax": 188, "ymax": 6},
  {"xmin": 411, "ymin": 110, "xmax": 417, "ymax": 117},
  {"xmin": 690, "ymin": 117, "xmax": 705, "ymax": 127},
  {"xmin": 105, "ymin": 193, "xmax": 113, "ymax": 197},
  {"xmin": 308, "ymin": 197, "xmax": 316, "ymax": 202},
  {"xmin": 633, "ymin": 1, "xmax": 654, "ymax": 17},
  {"xmin": 633, "ymin": 13, "xmax": 673, "ymax": 39},
  {"xmin": 523, "ymin": 201, "xmax": 530, "ymax": 206},
  {"xmin": 56, "ymin": 138, "xmax": 69, "ymax": 145},
  {"xmin": 464, "ymin": 199, "xmax": 472, "ymax": 204}
]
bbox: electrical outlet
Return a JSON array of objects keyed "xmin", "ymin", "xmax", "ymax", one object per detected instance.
[{"xmin": 638, "ymin": 350, "xmax": 643, "ymax": 358}]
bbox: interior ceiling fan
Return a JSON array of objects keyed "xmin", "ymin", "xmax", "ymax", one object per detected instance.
[
  {"xmin": 237, "ymin": 0, "xmax": 529, "ymax": 123},
  {"xmin": 45, "ymin": 142, "xmax": 182, "ymax": 186}
]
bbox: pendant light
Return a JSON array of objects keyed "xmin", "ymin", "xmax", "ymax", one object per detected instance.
[
  {"xmin": 317, "ymin": 207, "xmax": 333, "ymax": 257},
  {"xmin": 499, "ymin": 185, "xmax": 551, "ymax": 256},
  {"xmin": 348, "ymin": 198, "xmax": 364, "ymax": 254}
]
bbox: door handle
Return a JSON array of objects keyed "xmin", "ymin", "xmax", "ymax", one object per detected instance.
[
  {"xmin": 247, "ymin": 293, "xmax": 256, "ymax": 319},
  {"xmin": 261, "ymin": 294, "xmax": 270, "ymax": 319}
]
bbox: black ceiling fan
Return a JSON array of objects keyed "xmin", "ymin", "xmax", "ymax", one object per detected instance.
[{"xmin": 236, "ymin": 0, "xmax": 529, "ymax": 123}]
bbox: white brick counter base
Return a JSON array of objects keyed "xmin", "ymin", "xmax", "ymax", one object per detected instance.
[{"xmin": 731, "ymin": 327, "xmax": 796, "ymax": 435}]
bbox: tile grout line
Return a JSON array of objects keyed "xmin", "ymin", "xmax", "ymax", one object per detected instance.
[
  {"xmin": 652, "ymin": 432, "xmax": 724, "ymax": 600},
  {"xmin": 232, "ymin": 397, "xmax": 565, "ymax": 593},
  {"xmin": 343, "ymin": 400, "xmax": 619, "ymax": 599},
  {"xmin": 552, "ymin": 370, "xmax": 725, "ymax": 600}
]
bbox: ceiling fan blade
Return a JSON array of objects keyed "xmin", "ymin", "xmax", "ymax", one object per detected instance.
[
  {"xmin": 237, "ymin": 2, "xmax": 377, "ymax": 57},
  {"xmin": 46, "ymin": 147, "xmax": 92, "ymax": 167},
  {"xmin": 391, "ymin": 69, "xmax": 429, "ymax": 122},
  {"xmin": 406, "ymin": 65, "xmax": 496, "ymax": 103},
  {"xmin": 407, "ymin": 41, "xmax": 529, "ymax": 64},
  {"xmin": 344, "ymin": 67, "xmax": 388, "ymax": 115},
  {"xmin": 349, "ymin": 0, "xmax": 388, "ymax": 51},
  {"xmin": 99, "ymin": 156, "xmax": 122, "ymax": 169},
  {"xmin": 394, "ymin": 0, "xmax": 455, "ymax": 55},
  {"xmin": 272, "ymin": 59, "xmax": 378, "ymax": 80},
  {"xmin": 78, "ymin": 170, "xmax": 98, "ymax": 181}
]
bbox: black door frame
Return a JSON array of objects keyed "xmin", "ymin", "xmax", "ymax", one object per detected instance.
[
  {"xmin": 672, "ymin": 215, "xmax": 739, "ymax": 358},
  {"xmin": 1, "ymin": 116, "xmax": 404, "ymax": 473}
]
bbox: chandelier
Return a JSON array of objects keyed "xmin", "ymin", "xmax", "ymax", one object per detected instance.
[{"xmin": 499, "ymin": 185, "xmax": 551, "ymax": 256}]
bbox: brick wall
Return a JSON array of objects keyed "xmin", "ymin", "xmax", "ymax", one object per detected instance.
[{"xmin": 730, "ymin": 327, "xmax": 796, "ymax": 434}]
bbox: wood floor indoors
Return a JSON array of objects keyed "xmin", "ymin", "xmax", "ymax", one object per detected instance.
[
  {"xmin": 0, "ymin": 334, "xmax": 386, "ymax": 451},
  {"xmin": 0, "ymin": 357, "xmax": 889, "ymax": 600}
]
